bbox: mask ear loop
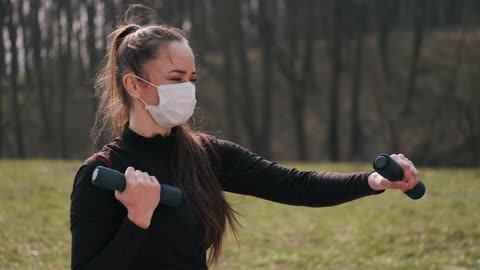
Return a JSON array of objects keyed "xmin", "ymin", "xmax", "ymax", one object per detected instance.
[
  {"xmin": 133, "ymin": 74, "xmax": 158, "ymax": 110},
  {"xmin": 139, "ymin": 98, "xmax": 150, "ymax": 110},
  {"xmin": 133, "ymin": 74, "xmax": 158, "ymax": 88}
]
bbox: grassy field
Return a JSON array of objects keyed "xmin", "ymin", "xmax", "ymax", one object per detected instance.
[{"xmin": 0, "ymin": 160, "xmax": 478, "ymax": 270}]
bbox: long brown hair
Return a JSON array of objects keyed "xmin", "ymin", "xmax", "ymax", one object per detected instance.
[{"xmin": 91, "ymin": 5, "xmax": 239, "ymax": 266}]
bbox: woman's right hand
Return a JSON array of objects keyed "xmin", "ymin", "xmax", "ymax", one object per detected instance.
[{"xmin": 114, "ymin": 167, "xmax": 161, "ymax": 229}]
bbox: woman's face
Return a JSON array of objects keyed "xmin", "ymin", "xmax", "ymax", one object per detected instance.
[{"xmin": 131, "ymin": 39, "xmax": 197, "ymax": 106}]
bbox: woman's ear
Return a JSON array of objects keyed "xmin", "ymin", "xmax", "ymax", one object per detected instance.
[{"xmin": 123, "ymin": 73, "xmax": 141, "ymax": 99}]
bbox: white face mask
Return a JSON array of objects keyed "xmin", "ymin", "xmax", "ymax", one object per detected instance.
[{"xmin": 134, "ymin": 75, "xmax": 197, "ymax": 128}]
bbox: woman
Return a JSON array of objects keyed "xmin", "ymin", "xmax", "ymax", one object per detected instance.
[{"xmin": 70, "ymin": 6, "xmax": 420, "ymax": 270}]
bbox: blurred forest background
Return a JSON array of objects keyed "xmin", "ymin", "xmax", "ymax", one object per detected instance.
[{"xmin": 0, "ymin": 0, "xmax": 479, "ymax": 166}]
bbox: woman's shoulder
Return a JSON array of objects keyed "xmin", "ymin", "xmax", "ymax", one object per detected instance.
[
  {"xmin": 72, "ymin": 154, "xmax": 110, "ymax": 198},
  {"xmin": 196, "ymin": 131, "xmax": 240, "ymax": 150},
  {"xmin": 197, "ymin": 131, "xmax": 219, "ymax": 146},
  {"xmin": 71, "ymin": 149, "xmax": 122, "ymax": 215},
  {"xmin": 196, "ymin": 132, "xmax": 257, "ymax": 169},
  {"xmin": 82, "ymin": 138, "xmax": 127, "ymax": 170},
  {"xmin": 197, "ymin": 131, "xmax": 254, "ymax": 157},
  {"xmin": 83, "ymin": 150, "xmax": 113, "ymax": 169},
  {"xmin": 71, "ymin": 140, "xmax": 125, "ymax": 199},
  {"xmin": 196, "ymin": 132, "xmax": 239, "ymax": 160}
]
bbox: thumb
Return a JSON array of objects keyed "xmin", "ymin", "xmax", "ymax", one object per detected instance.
[{"xmin": 114, "ymin": 190, "xmax": 122, "ymax": 201}]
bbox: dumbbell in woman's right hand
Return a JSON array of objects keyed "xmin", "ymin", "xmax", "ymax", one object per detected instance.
[{"xmin": 114, "ymin": 167, "xmax": 161, "ymax": 229}]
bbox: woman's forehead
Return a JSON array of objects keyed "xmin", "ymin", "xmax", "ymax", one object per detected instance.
[{"xmin": 149, "ymin": 41, "xmax": 196, "ymax": 73}]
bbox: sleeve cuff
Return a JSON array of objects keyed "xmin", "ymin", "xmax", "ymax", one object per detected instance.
[
  {"xmin": 119, "ymin": 216, "xmax": 149, "ymax": 247},
  {"xmin": 364, "ymin": 170, "xmax": 385, "ymax": 195}
]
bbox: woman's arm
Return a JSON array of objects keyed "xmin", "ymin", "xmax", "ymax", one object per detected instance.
[
  {"xmin": 70, "ymin": 160, "xmax": 148, "ymax": 270},
  {"xmin": 205, "ymin": 135, "xmax": 384, "ymax": 207}
]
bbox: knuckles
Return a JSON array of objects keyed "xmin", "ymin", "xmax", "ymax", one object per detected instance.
[{"xmin": 124, "ymin": 168, "xmax": 160, "ymax": 191}]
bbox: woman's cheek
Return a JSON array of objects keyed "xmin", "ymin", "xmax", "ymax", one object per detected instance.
[{"xmin": 145, "ymin": 89, "xmax": 160, "ymax": 106}]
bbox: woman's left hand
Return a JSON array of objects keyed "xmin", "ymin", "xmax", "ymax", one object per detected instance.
[{"xmin": 368, "ymin": 153, "xmax": 420, "ymax": 192}]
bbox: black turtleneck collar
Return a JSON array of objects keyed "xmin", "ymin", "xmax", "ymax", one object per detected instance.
[
  {"xmin": 106, "ymin": 123, "xmax": 176, "ymax": 185},
  {"xmin": 120, "ymin": 123, "xmax": 175, "ymax": 150}
]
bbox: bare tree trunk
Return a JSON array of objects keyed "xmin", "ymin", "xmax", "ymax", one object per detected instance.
[
  {"xmin": 297, "ymin": 0, "xmax": 314, "ymax": 161},
  {"xmin": 221, "ymin": 46, "xmax": 240, "ymax": 141},
  {"xmin": 87, "ymin": 0, "xmax": 98, "ymax": 116},
  {"xmin": 104, "ymin": 0, "xmax": 117, "ymax": 29},
  {"xmin": 30, "ymin": 0, "xmax": 52, "ymax": 141},
  {"xmin": 7, "ymin": 0, "xmax": 26, "ymax": 158},
  {"xmin": 257, "ymin": 0, "xmax": 274, "ymax": 158},
  {"xmin": 403, "ymin": 0, "xmax": 427, "ymax": 114},
  {"xmin": 455, "ymin": 101, "xmax": 479, "ymax": 166},
  {"xmin": 327, "ymin": 0, "xmax": 343, "ymax": 161},
  {"xmin": 18, "ymin": 0, "xmax": 34, "ymax": 104},
  {"xmin": 233, "ymin": 0, "xmax": 258, "ymax": 150},
  {"xmin": 44, "ymin": 2, "xmax": 55, "ymax": 105},
  {"xmin": 350, "ymin": 3, "xmax": 367, "ymax": 158},
  {"xmin": 188, "ymin": 0, "xmax": 207, "ymax": 60},
  {"xmin": 375, "ymin": 0, "xmax": 399, "ymax": 83},
  {"xmin": 286, "ymin": 0, "xmax": 307, "ymax": 161},
  {"xmin": 0, "ymin": 0, "xmax": 5, "ymax": 156},
  {"xmin": 374, "ymin": 0, "xmax": 400, "ymax": 154},
  {"xmin": 412, "ymin": 11, "xmax": 467, "ymax": 165},
  {"xmin": 217, "ymin": 1, "xmax": 240, "ymax": 142},
  {"xmin": 74, "ymin": 5, "xmax": 86, "ymax": 87},
  {"xmin": 58, "ymin": 0, "xmax": 73, "ymax": 158},
  {"xmin": 273, "ymin": 0, "xmax": 312, "ymax": 161}
]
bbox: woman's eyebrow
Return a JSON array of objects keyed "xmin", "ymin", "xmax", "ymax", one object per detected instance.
[{"xmin": 169, "ymin": 69, "xmax": 197, "ymax": 75}]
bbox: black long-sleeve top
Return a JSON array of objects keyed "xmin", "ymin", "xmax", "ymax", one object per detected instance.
[{"xmin": 70, "ymin": 125, "xmax": 384, "ymax": 270}]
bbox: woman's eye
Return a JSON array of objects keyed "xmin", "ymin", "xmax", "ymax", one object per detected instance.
[{"xmin": 170, "ymin": 78, "xmax": 197, "ymax": 83}]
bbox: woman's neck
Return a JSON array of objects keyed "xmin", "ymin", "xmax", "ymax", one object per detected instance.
[{"xmin": 129, "ymin": 102, "xmax": 171, "ymax": 138}]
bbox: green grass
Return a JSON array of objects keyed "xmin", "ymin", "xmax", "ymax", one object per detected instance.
[{"xmin": 0, "ymin": 160, "xmax": 479, "ymax": 270}]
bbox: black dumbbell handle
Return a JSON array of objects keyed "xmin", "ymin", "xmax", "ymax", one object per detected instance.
[
  {"xmin": 91, "ymin": 166, "xmax": 183, "ymax": 207},
  {"xmin": 373, "ymin": 154, "xmax": 426, "ymax": 200}
]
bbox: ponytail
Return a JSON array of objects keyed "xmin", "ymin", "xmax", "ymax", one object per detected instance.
[{"xmin": 90, "ymin": 24, "xmax": 139, "ymax": 149}]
